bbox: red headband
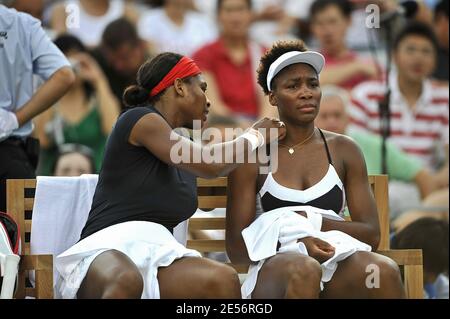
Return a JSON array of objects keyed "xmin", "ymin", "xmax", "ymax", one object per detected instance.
[{"xmin": 149, "ymin": 56, "xmax": 201, "ymax": 97}]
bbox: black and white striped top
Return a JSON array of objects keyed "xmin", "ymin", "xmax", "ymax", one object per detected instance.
[{"xmin": 257, "ymin": 129, "xmax": 346, "ymax": 217}]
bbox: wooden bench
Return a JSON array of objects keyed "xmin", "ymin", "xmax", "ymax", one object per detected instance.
[{"xmin": 6, "ymin": 175, "xmax": 423, "ymax": 299}]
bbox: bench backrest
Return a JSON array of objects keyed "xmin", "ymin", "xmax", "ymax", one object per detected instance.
[{"xmin": 6, "ymin": 175, "xmax": 389, "ymax": 257}]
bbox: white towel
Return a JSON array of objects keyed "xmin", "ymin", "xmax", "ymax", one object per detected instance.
[
  {"xmin": 31, "ymin": 175, "xmax": 99, "ymax": 259},
  {"xmin": 30, "ymin": 175, "xmax": 188, "ymax": 298},
  {"xmin": 55, "ymin": 221, "xmax": 201, "ymax": 299},
  {"xmin": 241, "ymin": 206, "xmax": 371, "ymax": 298}
]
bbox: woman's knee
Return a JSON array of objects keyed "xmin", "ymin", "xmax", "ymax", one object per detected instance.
[
  {"xmin": 80, "ymin": 250, "xmax": 144, "ymax": 299},
  {"xmin": 361, "ymin": 253, "xmax": 405, "ymax": 298},
  {"xmin": 346, "ymin": 252, "xmax": 403, "ymax": 292},
  {"xmin": 200, "ymin": 262, "xmax": 241, "ymax": 298},
  {"xmin": 373, "ymin": 255, "xmax": 402, "ymax": 283},
  {"xmin": 101, "ymin": 267, "xmax": 144, "ymax": 299},
  {"xmin": 284, "ymin": 256, "xmax": 322, "ymax": 288}
]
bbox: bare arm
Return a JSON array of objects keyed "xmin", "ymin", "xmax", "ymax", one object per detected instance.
[
  {"xmin": 73, "ymin": 52, "xmax": 120, "ymax": 135},
  {"xmin": 32, "ymin": 107, "xmax": 54, "ymax": 149},
  {"xmin": 435, "ymin": 145, "xmax": 449, "ymax": 188},
  {"xmin": 226, "ymin": 161, "xmax": 259, "ymax": 264},
  {"xmin": 320, "ymin": 136, "xmax": 381, "ymax": 250},
  {"xmin": 320, "ymin": 60, "xmax": 377, "ymax": 87},
  {"xmin": 414, "ymin": 169, "xmax": 438, "ymax": 199},
  {"xmin": 434, "ymin": 164, "xmax": 449, "ymax": 189},
  {"xmin": 94, "ymin": 80, "xmax": 121, "ymax": 135},
  {"xmin": 124, "ymin": 3, "xmax": 140, "ymax": 25},
  {"xmin": 129, "ymin": 113, "xmax": 284, "ymax": 179},
  {"xmin": 15, "ymin": 67, "xmax": 75, "ymax": 127},
  {"xmin": 50, "ymin": 3, "xmax": 68, "ymax": 35}
]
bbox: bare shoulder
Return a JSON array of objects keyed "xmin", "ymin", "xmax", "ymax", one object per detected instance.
[
  {"xmin": 321, "ymin": 130, "xmax": 360, "ymax": 150},
  {"xmin": 320, "ymin": 129, "xmax": 365, "ymax": 165}
]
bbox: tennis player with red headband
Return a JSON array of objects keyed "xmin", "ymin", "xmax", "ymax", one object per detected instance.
[{"xmin": 54, "ymin": 52, "xmax": 286, "ymax": 299}]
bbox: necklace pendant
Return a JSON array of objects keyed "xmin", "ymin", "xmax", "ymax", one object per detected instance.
[{"xmin": 288, "ymin": 148, "xmax": 294, "ymax": 155}]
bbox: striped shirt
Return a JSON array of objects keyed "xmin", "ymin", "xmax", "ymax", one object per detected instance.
[{"xmin": 349, "ymin": 73, "xmax": 449, "ymax": 170}]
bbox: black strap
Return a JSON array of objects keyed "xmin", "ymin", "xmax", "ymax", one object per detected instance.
[
  {"xmin": 318, "ymin": 128, "xmax": 333, "ymax": 165},
  {"xmin": 265, "ymin": 128, "xmax": 333, "ymax": 165}
]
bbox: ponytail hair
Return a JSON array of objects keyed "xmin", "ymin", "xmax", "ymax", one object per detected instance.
[
  {"xmin": 122, "ymin": 85, "xmax": 149, "ymax": 108},
  {"xmin": 121, "ymin": 52, "xmax": 184, "ymax": 108}
]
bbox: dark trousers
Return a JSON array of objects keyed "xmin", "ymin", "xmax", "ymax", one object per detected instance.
[{"xmin": 0, "ymin": 138, "xmax": 37, "ymax": 212}]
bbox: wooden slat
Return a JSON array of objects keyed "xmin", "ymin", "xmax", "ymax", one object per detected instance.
[
  {"xmin": 377, "ymin": 249, "xmax": 422, "ymax": 265},
  {"xmin": 35, "ymin": 255, "xmax": 54, "ymax": 299},
  {"xmin": 370, "ymin": 175, "xmax": 390, "ymax": 251},
  {"xmin": 24, "ymin": 179, "xmax": 37, "ymax": 188},
  {"xmin": 404, "ymin": 265, "xmax": 424, "ymax": 299},
  {"xmin": 187, "ymin": 239, "xmax": 225, "ymax": 252},
  {"xmin": 25, "ymin": 288, "xmax": 36, "ymax": 298},
  {"xmin": 6, "ymin": 179, "xmax": 26, "ymax": 250},
  {"xmin": 198, "ymin": 196, "xmax": 227, "ymax": 208},
  {"xmin": 197, "ymin": 177, "xmax": 227, "ymax": 187},
  {"xmin": 15, "ymin": 270, "xmax": 26, "ymax": 299},
  {"xmin": 24, "ymin": 198, "xmax": 34, "ymax": 211},
  {"xmin": 24, "ymin": 220, "xmax": 32, "ymax": 233},
  {"xmin": 19, "ymin": 254, "xmax": 53, "ymax": 271},
  {"xmin": 189, "ymin": 217, "xmax": 226, "ymax": 230}
]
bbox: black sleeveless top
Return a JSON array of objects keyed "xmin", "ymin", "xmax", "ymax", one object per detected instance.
[
  {"xmin": 80, "ymin": 106, "xmax": 197, "ymax": 240},
  {"xmin": 258, "ymin": 129, "xmax": 345, "ymax": 215}
]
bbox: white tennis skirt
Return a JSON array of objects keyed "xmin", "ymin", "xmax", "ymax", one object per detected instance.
[{"xmin": 55, "ymin": 221, "xmax": 201, "ymax": 299}]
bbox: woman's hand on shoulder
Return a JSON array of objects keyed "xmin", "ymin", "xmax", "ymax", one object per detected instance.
[{"xmin": 251, "ymin": 117, "xmax": 287, "ymax": 144}]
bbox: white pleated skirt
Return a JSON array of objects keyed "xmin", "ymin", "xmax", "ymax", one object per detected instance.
[{"xmin": 55, "ymin": 221, "xmax": 201, "ymax": 299}]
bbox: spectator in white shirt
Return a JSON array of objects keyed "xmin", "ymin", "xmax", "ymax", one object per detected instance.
[
  {"xmin": 138, "ymin": 0, "xmax": 217, "ymax": 57},
  {"xmin": 50, "ymin": 0, "xmax": 139, "ymax": 47},
  {"xmin": 349, "ymin": 22, "xmax": 448, "ymax": 172}
]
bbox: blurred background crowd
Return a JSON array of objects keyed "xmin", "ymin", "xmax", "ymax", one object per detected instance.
[{"xmin": 1, "ymin": 0, "xmax": 448, "ymax": 298}]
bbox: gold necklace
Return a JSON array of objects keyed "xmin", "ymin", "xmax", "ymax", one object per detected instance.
[{"xmin": 279, "ymin": 128, "xmax": 316, "ymax": 155}]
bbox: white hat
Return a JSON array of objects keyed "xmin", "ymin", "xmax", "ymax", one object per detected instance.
[{"xmin": 266, "ymin": 51, "xmax": 325, "ymax": 91}]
